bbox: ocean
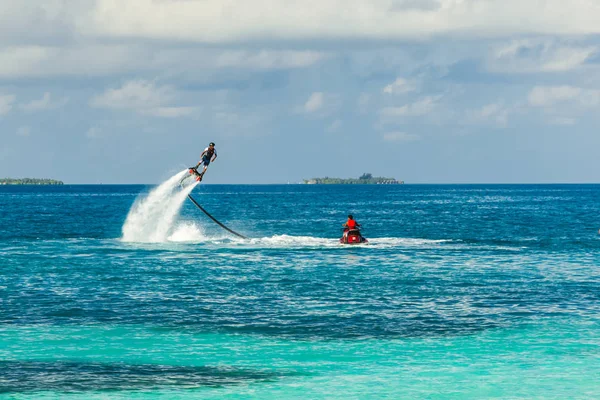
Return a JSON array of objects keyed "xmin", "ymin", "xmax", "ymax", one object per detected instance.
[{"xmin": 1, "ymin": 172, "xmax": 600, "ymax": 398}]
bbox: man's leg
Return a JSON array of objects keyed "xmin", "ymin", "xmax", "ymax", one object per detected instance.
[
  {"xmin": 195, "ymin": 166, "xmax": 206, "ymax": 181},
  {"xmin": 199, "ymin": 160, "xmax": 209, "ymax": 177}
]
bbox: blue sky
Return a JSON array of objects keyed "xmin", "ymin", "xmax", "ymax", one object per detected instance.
[{"xmin": 1, "ymin": 1, "xmax": 599, "ymax": 183}]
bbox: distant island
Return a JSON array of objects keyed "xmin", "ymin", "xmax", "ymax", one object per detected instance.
[
  {"xmin": 0, "ymin": 178, "xmax": 64, "ymax": 185},
  {"xmin": 304, "ymin": 173, "xmax": 403, "ymax": 185}
]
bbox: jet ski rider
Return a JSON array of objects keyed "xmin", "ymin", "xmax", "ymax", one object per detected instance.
[{"xmin": 343, "ymin": 215, "xmax": 361, "ymax": 232}]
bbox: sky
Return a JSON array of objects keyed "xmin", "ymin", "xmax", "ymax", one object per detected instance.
[{"xmin": 1, "ymin": 0, "xmax": 600, "ymax": 184}]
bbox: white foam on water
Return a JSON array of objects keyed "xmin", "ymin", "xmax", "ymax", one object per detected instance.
[
  {"xmin": 368, "ymin": 237, "xmax": 451, "ymax": 248},
  {"xmin": 223, "ymin": 235, "xmax": 453, "ymax": 249},
  {"xmin": 167, "ymin": 222, "xmax": 206, "ymax": 242},
  {"xmin": 248, "ymin": 234, "xmax": 339, "ymax": 247},
  {"xmin": 121, "ymin": 170, "xmax": 199, "ymax": 243}
]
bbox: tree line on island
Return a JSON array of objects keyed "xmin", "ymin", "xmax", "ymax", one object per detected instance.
[
  {"xmin": 304, "ymin": 173, "xmax": 403, "ymax": 184},
  {"xmin": 0, "ymin": 178, "xmax": 64, "ymax": 185}
]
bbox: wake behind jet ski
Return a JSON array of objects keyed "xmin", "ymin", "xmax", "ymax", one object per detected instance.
[{"xmin": 340, "ymin": 214, "xmax": 368, "ymax": 244}]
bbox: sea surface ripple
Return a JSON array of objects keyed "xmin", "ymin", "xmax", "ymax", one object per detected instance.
[{"xmin": 1, "ymin": 184, "xmax": 600, "ymax": 398}]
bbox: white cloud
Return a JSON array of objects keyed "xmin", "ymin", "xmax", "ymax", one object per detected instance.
[
  {"xmin": 383, "ymin": 78, "xmax": 416, "ymax": 94},
  {"xmin": 303, "ymin": 92, "xmax": 324, "ymax": 113},
  {"xmin": 79, "ymin": 0, "xmax": 600, "ymax": 42},
  {"xmin": 326, "ymin": 119, "xmax": 342, "ymax": 133},
  {"xmin": 20, "ymin": 92, "xmax": 68, "ymax": 112},
  {"xmin": 380, "ymin": 96, "xmax": 440, "ymax": 117},
  {"xmin": 90, "ymin": 80, "xmax": 200, "ymax": 118},
  {"xmin": 86, "ymin": 126, "xmax": 101, "ymax": 139},
  {"xmin": 527, "ymin": 86, "xmax": 600, "ymax": 126},
  {"xmin": 1, "ymin": 2, "xmax": 599, "ymax": 82},
  {"xmin": 4, "ymin": 1, "xmax": 600, "ymax": 49},
  {"xmin": 383, "ymin": 132, "xmax": 420, "ymax": 142},
  {"xmin": 489, "ymin": 39, "xmax": 596, "ymax": 73},
  {"xmin": 390, "ymin": 0, "xmax": 442, "ymax": 12},
  {"xmin": 467, "ymin": 102, "xmax": 509, "ymax": 126},
  {"xmin": 91, "ymin": 80, "xmax": 174, "ymax": 110},
  {"xmin": 479, "ymin": 103, "xmax": 502, "ymax": 118},
  {"xmin": 0, "ymin": 45, "xmax": 150, "ymax": 78},
  {"xmin": 141, "ymin": 106, "xmax": 198, "ymax": 118},
  {"xmin": 21, "ymin": 92, "xmax": 51, "ymax": 111},
  {"xmin": 299, "ymin": 92, "xmax": 341, "ymax": 117},
  {"xmin": 549, "ymin": 117, "xmax": 576, "ymax": 126},
  {"xmin": 209, "ymin": 106, "xmax": 270, "ymax": 136},
  {"xmin": 0, "ymin": 94, "xmax": 15, "ymax": 116},
  {"xmin": 17, "ymin": 126, "xmax": 31, "ymax": 137},
  {"xmin": 528, "ymin": 86, "xmax": 583, "ymax": 107},
  {"xmin": 0, "ymin": 2, "xmax": 81, "ymax": 46},
  {"xmin": 213, "ymin": 50, "xmax": 324, "ymax": 70},
  {"xmin": 578, "ymin": 90, "xmax": 600, "ymax": 107},
  {"xmin": 0, "ymin": 45, "xmax": 324, "ymax": 79}
]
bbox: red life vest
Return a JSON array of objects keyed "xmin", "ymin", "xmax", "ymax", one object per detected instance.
[{"xmin": 346, "ymin": 219, "xmax": 357, "ymax": 229}]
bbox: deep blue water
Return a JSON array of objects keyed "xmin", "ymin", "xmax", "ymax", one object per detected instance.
[{"xmin": 1, "ymin": 183, "xmax": 600, "ymax": 398}]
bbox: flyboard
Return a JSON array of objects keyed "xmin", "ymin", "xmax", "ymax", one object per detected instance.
[
  {"xmin": 181, "ymin": 168, "xmax": 247, "ymax": 239},
  {"xmin": 181, "ymin": 167, "xmax": 204, "ymax": 184}
]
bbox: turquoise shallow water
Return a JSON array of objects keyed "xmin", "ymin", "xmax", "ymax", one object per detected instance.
[{"xmin": 1, "ymin": 183, "xmax": 600, "ymax": 398}]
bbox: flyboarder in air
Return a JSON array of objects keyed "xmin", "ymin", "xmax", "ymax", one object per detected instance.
[{"xmin": 189, "ymin": 142, "xmax": 217, "ymax": 181}]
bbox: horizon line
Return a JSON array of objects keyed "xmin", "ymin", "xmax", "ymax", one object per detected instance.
[{"xmin": 3, "ymin": 182, "xmax": 600, "ymax": 186}]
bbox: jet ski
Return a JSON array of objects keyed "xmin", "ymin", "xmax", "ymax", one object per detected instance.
[{"xmin": 340, "ymin": 228, "xmax": 368, "ymax": 244}]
